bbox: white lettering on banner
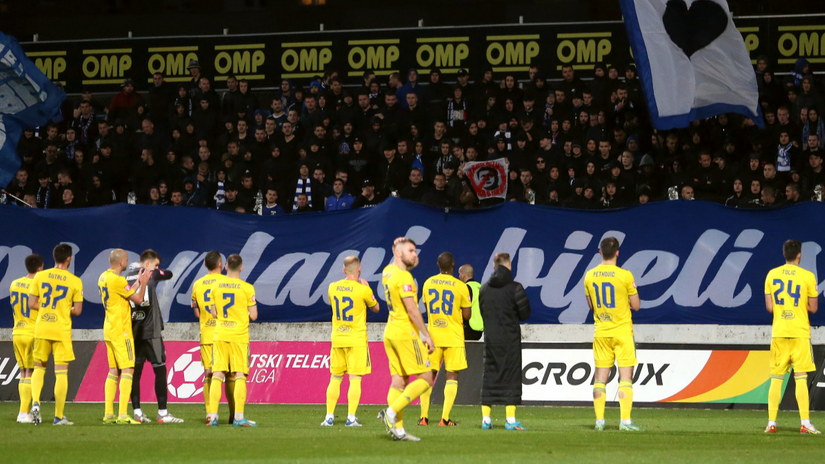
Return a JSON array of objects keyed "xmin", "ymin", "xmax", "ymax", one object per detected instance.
[
  {"xmin": 247, "ymin": 353, "xmax": 330, "ymax": 384},
  {"xmin": 521, "ymin": 349, "xmax": 711, "ymax": 402},
  {"xmin": 0, "ymin": 357, "xmax": 20, "ymax": 386},
  {"xmin": 0, "ymin": 226, "xmax": 820, "ymax": 322}
]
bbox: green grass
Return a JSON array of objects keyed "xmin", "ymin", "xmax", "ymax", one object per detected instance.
[{"xmin": 2, "ymin": 402, "xmax": 823, "ymax": 463}]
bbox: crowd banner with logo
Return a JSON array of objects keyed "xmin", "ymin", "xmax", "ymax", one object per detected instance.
[
  {"xmin": 463, "ymin": 158, "xmax": 509, "ymax": 199},
  {"xmin": 2, "ymin": 198, "xmax": 825, "ymax": 329},
  {"xmin": 620, "ymin": 0, "xmax": 763, "ymax": 129},
  {"xmin": 15, "ymin": 15, "xmax": 825, "ymax": 92},
  {"xmin": 0, "ymin": 32, "xmax": 66, "ymax": 187}
]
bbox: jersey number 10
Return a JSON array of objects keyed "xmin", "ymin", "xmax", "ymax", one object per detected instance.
[{"xmin": 591, "ymin": 282, "xmax": 616, "ymax": 309}]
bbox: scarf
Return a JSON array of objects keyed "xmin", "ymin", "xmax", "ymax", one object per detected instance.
[
  {"xmin": 293, "ymin": 176, "xmax": 312, "ymax": 211},
  {"xmin": 37, "ymin": 186, "xmax": 51, "ymax": 209},
  {"xmin": 777, "ymin": 142, "xmax": 794, "ymax": 172},
  {"xmin": 446, "ymin": 99, "xmax": 468, "ymax": 128},
  {"xmin": 214, "ymin": 181, "xmax": 226, "ymax": 208}
]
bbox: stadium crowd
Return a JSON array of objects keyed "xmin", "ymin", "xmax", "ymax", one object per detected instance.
[{"xmin": 4, "ymin": 55, "xmax": 824, "ymax": 213}]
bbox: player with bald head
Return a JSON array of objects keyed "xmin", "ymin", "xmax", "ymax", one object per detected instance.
[
  {"xmin": 459, "ymin": 264, "xmax": 484, "ymax": 341},
  {"xmin": 321, "ymin": 256, "xmax": 380, "ymax": 427},
  {"xmin": 99, "ymin": 249, "xmax": 152, "ymax": 424}
]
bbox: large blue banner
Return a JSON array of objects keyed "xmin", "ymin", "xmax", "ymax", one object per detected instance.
[{"xmin": 0, "ymin": 198, "xmax": 823, "ymax": 329}]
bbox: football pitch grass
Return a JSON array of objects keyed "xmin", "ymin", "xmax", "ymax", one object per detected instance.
[{"xmin": 1, "ymin": 403, "xmax": 823, "ymax": 463}]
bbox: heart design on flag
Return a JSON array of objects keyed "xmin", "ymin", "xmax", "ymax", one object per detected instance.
[{"xmin": 662, "ymin": 0, "xmax": 729, "ymax": 58}]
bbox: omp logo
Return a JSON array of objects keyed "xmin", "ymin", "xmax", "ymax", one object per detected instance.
[
  {"xmin": 40, "ymin": 313, "xmax": 56, "ymax": 322},
  {"xmin": 416, "ymin": 37, "xmax": 469, "ymax": 74},
  {"xmin": 82, "ymin": 48, "xmax": 132, "ymax": 85},
  {"xmin": 522, "ymin": 361, "xmax": 669, "ymax": 386},
  {"xmin": 0, "ymin": 357, "xmax": 20, "ymax": 386},
  {"xmin": 281, "ymin": 41, "xmax": 332, "ymax": 79},
  {"xmin": 556, "ymin": 31, "xmax": 612, "ymax": 71},
  {"xmin": 737, "ymin": 26, "xmax": 760, "ymax": 64},
  {"xmin": 433, "ymin": 318, "xmax": 447, "ymax": 328},
  {"xmin": 147, "ymin": 46, "xmax": 199, "ymax": 83},
  {"xmin": 29, "ymin": 51, "xmax": 67, "ymax": 84},
  {"xmin": 215, "ymin": 44, "xmax": 265, "ymax": 82},
  {"xmin": 777, "ymin": 25, "xmax": 825, "ymax": 67},
  {"xmin": 486, "ymin": 34, "xmax": 540, "ymax": 72},
  {"xmin": 347, "ymin": 39, "xmax": 400, "ymax": 77},
  {"xmin": 166, "ymin": 347, "xmax": 204, "ymax": 399}
]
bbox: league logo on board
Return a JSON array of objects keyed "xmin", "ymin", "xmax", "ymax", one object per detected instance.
[{"xmin": 166, "ymin": 347, "xmax": 204, "ymax": 399}]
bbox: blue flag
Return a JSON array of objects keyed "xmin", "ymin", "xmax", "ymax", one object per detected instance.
[
  {"xmin": 0, "ymin": 31, "xmax": 66, "ymax": 188},
  {"xmin": 619, "ymin": 0, "xmax": 763, "ymax": 129}
]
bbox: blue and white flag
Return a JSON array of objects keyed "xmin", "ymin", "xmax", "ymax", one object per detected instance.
[
  {"xmin": 0, "ymin": 31, "xmax": 66, "ymax": 188},
  {"xmin": 620, "ymin": 0, "xmax": 763, "ymax": 129}
]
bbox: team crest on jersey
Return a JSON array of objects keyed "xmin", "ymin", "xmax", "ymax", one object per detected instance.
[{"xmin": 403, "ymin": 285, "xmax": 413, "ymax": 292}]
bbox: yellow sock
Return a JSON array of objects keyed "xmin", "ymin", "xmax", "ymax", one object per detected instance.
[
  {"xmin": 442, "ymin": 380, "xmax": 458, "ymax": 420},
  {"xmin": 482, "ymin": 404, "xmax": 491, "ymax": 417},
  {"xmin": 32, "ymin": 366, "xmax": 45, "ymax": 404},
  {"xmin": 202, "ymin": 375, "xmax": 211, "ymax": 414},
  {"xmin": 506, "ymin": 405, "xmax": 516, "ymax": 421},
  {"xmin": 326, "ymin": 375, "xmax": 343, "ymax": 415},
  {"xmin": 768, "ymin": 376, "xmax": 783, "ymax": 422},
  {"xmin": 226, "ymin": 377, "xmax": 236, "ymax": 414},
  {"xmin": 54, "ymin": 368, "xmax": 68, "ymax": 419},
  {"xmin": 347, "ymin": 376, "xmax": 362, "ymax": 417},
  {"xmin": 105, "ymin": 373, "xmax": 118, "ymax": 416},
  {"xmin": 594, "ymin": 381, "xmax": 606, "ymax": 421},
  {"xmin": 233, "ymin": 377, "xmax": 247, "ymax": 416},
  {"xmin": 619, "ymin": 379, "xmax": 633, "ymax": 421},
  {"xmin": 19, "ymin": 378, "xmax": 32, "ymax": 414},
  {"xmin": 387, "ymin": 386, "xmax": 404, "ymax": 429},
  {"xmin": 209, "ymin": 377, "xmax": 224, "ymax": 416},
  {"xmin": 390, "ymin": 379, "xmax": 431, "ymax": 413},
  {"xmin": 419, "ymin": 385, "xmax": 431, "ymax": 419},
  {"xmin": 118, "ymin": 373, "xmax": 133, "ymax": 418},
  {"xmin": 795, "ymin": 375, "xmax": 810, "ymax": 421}
]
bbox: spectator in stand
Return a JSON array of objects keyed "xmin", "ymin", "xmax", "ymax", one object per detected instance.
[
  {"xmin": 351, "ymin": 180, "xmax": 380, "ymax": 208},
  {"xmin": 109, "ymin": 78, "xmax": 145, "ymax": 129},
  {"xmin": 325, "ymin": 178, "xmax": 355, "ymax": 211}
]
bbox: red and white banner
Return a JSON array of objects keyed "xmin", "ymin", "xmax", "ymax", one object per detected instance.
[
  {"xmin": 462, "ymin": 158, "xmax": 509, "ymax": 199},
  {"xmin": 75, "ymin": 341, "xmax": 400, "ymax": 404}
]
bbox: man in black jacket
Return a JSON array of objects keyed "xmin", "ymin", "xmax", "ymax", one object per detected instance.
[
  {"xmin": 125, "ymin": 250, "xmax": 183, "ymax": 423},
  {"xmin": 479, "ymin": 253, "xmax": 531, "ymax": 430}
]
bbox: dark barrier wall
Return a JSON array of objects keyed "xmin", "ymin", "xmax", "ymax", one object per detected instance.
[
  {"xmin": 0, "ymin": 341, "xmax": 96, "ymax": 402},
  {"xmin": 18, "ymin": 15, "xmax": 825, "ymax": 91},
  {"xmin": 1, "ymin": 198, "xmax": 825, "ymax": 329}
]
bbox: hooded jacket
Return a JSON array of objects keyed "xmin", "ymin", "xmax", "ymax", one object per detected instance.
[{"xmin": 479, "ymin": 264, "xmax": 531, "ymax": 404}]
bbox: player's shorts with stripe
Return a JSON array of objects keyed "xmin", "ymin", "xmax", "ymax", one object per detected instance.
[
  {"xmin": 13, "ymin": 334, "xmax": 35, "ymax": 369},
  {"xmin": 135, "ymin": 338, "xmax": 166, "ymax": 366},
  {"xmin": 384, "ymin": 337, "xmax": 430, "ymax": 377},
  {"xmin": 593, "ymin": 335, "xmax": 637, "ymax": 368},
  {"xmin": 429, "ymin": 346, "xmax": 467, "ymax": 372},
  {"xmin": 201, "ymin": 344, "xmax": 213, "ymax": 370},
  {"xmin": 33, "ymin": 338, "xmax": 75, "ymax": 364},
  {"xmin": 106, "ymin": 338, "xmax": 136, "ymax": 369},
  {"xmin": 330, "ymin": 346, "xmax": 371, "ymax": 376},
  {"xmin": 771, "ymin": 337, "xmax": 815, "ymax": 376},
  {"xmin": 212, "ymin": 340, "xmax": 250, "ymax": 375}
]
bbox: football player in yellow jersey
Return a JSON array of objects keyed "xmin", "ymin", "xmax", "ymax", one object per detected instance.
[
  {"xmin": 191, "ymin": 251, "xmax": 236, "ymax": 423},
  {"xmin": 418, "ymin": 252, "xmax": 471, "ymax": 427},
  {"xmin": 99, "ymin": 249, "xmax": 152, "ymax": 425},
  {"xmin": 321, "ymin": 256, "xmax": 380, "ymax": 427},
  {"xmin": 28, "ymin": 244, "xmax": 84, "ymax": 426},
  {"xmin": 764, "ymin": 240, "xmax": 820, "ymax": 434},
  {"xmin": 584, "ymin": 237, "xmax": 641, "ymax": 432},
  {"xmin": 379, "ymin": 237, "xmax": 435, "ymax": 442},
  {"xmin": 207, "ymin": 254, "xmax": 258, "ymax": 427},
  {"xmin": 11, "ymin": 254, "xmax": 43, "ymax": 424}
]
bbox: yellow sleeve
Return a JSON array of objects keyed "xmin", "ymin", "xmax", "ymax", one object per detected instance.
[
  {"xmin": 459, "ymin": 283, "xmax": 471, "ymax": 309},
  {"xmin": 806, "ymin": 271, "xmax": 819, "ymax": 298},
  {"xmin": 583, "ymin": 273, "xmax": 592, "ymax": 299},
  {"xmin": 192, "ymin": 280, "xmax": 199, "ymax": 303},
  {"xmin": 363, "ymin": 285, "xmax": 378, "ymax": 308},
  {"xmin": 30, "ymin": 274, "xmax": 42, "ymax": 297},
  {"xmin": 72, "ymin": 277, "xmax": 85, "ymax": 303},
  {"xmin": 764, "ymin": 273, "xmax": 773, "ymax": 295},
  {"xmin": 625, "ymin": 270, "xmax": 638, "ymax": 296},
  {"xmin": 245, "ymin": 283, "xmax": 257, "ymax": 307},
  {"xmin": 398, "ymin": 272, "xmax": 415, "ymax": 299}
]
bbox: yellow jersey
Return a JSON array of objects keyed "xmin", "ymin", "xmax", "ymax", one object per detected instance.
[
  {"xmin": 382, "ymin": 264, "xmax": 418, "ymax": 340},
  {"xmin": 212, "ymin": 277, "xmax": 256, "ymax": 343},
  {"xmin": 98, "ymin": 269, "xmax": 137, "ymax": 342},
  {"xmin": 30, "ymin": 268, "xmax": 83, "ymax": 342},
  {"xmin": 584, "ymin": 264, "xmax": 637, "ymax": 338},
  {"xmin": 10, "ymin": 277, "xmax": 37, "ymax": 337},
  {"xmin": 192, "ymin": 273, "xmax": 225, "ymax": 344},
  {"xmin": 423, "ymin": 273, "xmax": 471, "ymax": 347},
  {"xmin": 765, "ymin": 264, "xmax": 818, "ymax": 339},
  {"xmin": 328, "ymin": 279, "xmax": 378, "ymax": 347}
]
